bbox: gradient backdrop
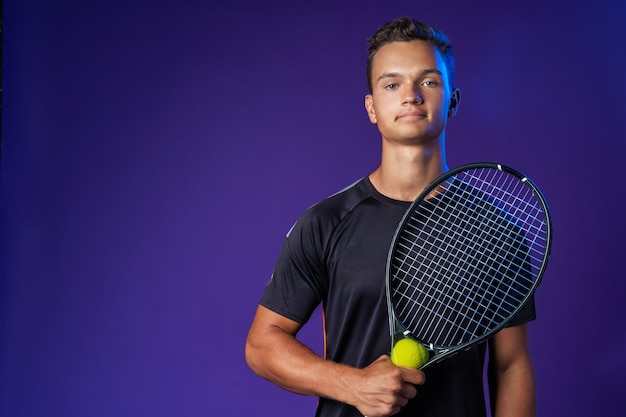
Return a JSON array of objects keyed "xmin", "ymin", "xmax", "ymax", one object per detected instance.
[{"xmin": 2, "ymin": 0, "xmax": 625, "ymax": 416}]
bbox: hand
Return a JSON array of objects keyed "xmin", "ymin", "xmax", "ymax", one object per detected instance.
[{"xmin": 350, "ymin": 355, "xmax": 425, "ymax": 417}]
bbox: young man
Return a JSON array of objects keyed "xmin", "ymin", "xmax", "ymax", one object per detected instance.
[{"xmin": 246, "ymin": 17, "xmax": 536, "ymax": 417}]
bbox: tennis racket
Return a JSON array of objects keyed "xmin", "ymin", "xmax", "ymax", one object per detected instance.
[{"xmin": 386, "ymin": 162, "xmax": 552, "ymax": 369}]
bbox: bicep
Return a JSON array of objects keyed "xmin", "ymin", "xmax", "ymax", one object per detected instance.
[
  {"xmin": 487, "ymin": 324, "xmax": 537, "ymax": 416},
  {"xmin": 488, "ymin": 323, "xmax": 533, "ymax": 372},
  {"xmin": 245, "ymin": 305, "xmax": 303, "ymax": 369},
  {"xmin": 248, "ymin": 304, "xmax": 303, "ymax": 341}
]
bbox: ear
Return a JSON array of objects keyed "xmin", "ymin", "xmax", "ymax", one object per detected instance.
[
  {"xmin": 365, "ymin": 94, "xmax": 377, "ymax": 124},
  {"xmin": 448, "ymin": 88, "xmax": 461, "ymax": 118}
]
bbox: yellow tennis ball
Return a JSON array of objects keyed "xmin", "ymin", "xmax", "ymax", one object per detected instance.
[{"xmin": 391, "ymin": 338, "xmax": 429, "ymax": 369}]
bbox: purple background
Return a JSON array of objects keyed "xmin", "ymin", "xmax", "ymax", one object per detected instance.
[{"xmin": 2, "ymin": 0, "xmax": 625, "ymax": 416}]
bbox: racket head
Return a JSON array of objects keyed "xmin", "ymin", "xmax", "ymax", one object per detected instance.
[{"xmin": 386, "ymin": 163, "xmax": 552, "ymax": 368}]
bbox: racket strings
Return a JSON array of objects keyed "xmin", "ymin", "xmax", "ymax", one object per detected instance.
[
  {"xmin": 394, "ymin": 204, "xmax": 523, "ymax": 343},
  {"xmin": 391, "ymin": 168, "xmax": 549, "ymax": 347},
  {"xmin": 449, "ymin": 170, "xmax": 547, "ymax": 268},
  {"xmin": 473, "ymin": 169, "xmax": 548, "ymax": 262},
  {"xmin": 402, "ymin": 199, "xmax": 529, "ymax": 338}
]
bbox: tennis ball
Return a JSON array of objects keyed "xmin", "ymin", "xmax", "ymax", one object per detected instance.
[{"xmin": 391, "ymin": 338, "xmax": 429, "ymax": 369}]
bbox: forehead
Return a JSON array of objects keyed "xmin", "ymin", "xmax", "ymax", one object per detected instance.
[{"xmin": 371, "ymin": 40, "xmax": 448, "ymax": 79}]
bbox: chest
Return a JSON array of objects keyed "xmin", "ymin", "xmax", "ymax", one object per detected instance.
[{"xmin": 324, "ymin": 204, "xmax": 406, "ymax": 302}]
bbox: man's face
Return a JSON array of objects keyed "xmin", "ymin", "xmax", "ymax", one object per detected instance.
[{"xmin": 365, "ymin": 40, "xmax": 459, "ymax": 145}]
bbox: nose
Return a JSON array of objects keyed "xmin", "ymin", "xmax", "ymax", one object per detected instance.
[{"xmin": 403, "ymin": 86, "xmax": 423, "ymax": 105}]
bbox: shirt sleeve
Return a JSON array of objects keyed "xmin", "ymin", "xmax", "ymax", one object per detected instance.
[
  {"xmin": 506, "ymin": 295, "xmax": 536, "ymax": 327},
  {"xmin": 259, "ymin": 210, "xmax": 328, "ymax": 325}
]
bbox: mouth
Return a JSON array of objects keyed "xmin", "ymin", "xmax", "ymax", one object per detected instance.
[{"xmin": 396, "ymin": 111, "xmax": 427, "ymax": 121}]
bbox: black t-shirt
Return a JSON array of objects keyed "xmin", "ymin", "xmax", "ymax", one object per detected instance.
[{"xmin": 260, "ymin": 177, "xmax": 536, "ymax": 417}]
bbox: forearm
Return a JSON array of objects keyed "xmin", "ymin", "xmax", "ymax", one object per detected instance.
[
  {"xmin": 245, "ymin": 323, "xmax": 359, "ymax": 403},
  {"xmin": 245, "ymin": 305, "xmax": 425, "ymax": 416}
]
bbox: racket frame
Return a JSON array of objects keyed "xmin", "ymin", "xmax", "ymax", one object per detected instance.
[{"xmin": 385, "ymin": 162, "xmax": 552, "ymax": 369}]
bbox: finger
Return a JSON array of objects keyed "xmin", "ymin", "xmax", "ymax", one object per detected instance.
[
  {"xmin": 401, "ymin": 368, "xmax": 426, "ymax": 386},
  {"xmin": 401, "ymin": 382, "xmax": 418, "ymax": 399}
]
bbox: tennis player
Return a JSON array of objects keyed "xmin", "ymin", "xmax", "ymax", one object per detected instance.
[{"xmin": 245, "ymin": 17, "xmax": 536, "ymax": 417}]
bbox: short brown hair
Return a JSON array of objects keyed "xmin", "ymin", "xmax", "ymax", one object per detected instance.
[{"xmin": 366, "ymin": 17, "xmax": 455, "ymax": 93}]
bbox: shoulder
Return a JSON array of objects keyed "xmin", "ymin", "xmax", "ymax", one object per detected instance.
[{"xmin": 288, "ymin": 177, "xmax": 372, "ymax": 237}]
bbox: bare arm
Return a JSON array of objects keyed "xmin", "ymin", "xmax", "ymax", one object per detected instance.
[
  {"xmin": 245, "ymin": 305, "xmax": 425, "ymax": 417},
  {"xmin": 487, "ymin": 323, "xmax": 536, "ymax": 417}
]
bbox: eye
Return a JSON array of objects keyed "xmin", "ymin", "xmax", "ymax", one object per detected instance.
[
  {"xmin": 422, "ymin": 80, "xmax": 440, "ymax": 88},
  {"xmin": 384, "ymin": 83, "xmax": 399, "ymax": 90}
]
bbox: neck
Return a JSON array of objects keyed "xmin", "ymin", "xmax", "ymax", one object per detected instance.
[{"xmin": 369, "ymin": 141, "xmax": 447, "ymax": 202}]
